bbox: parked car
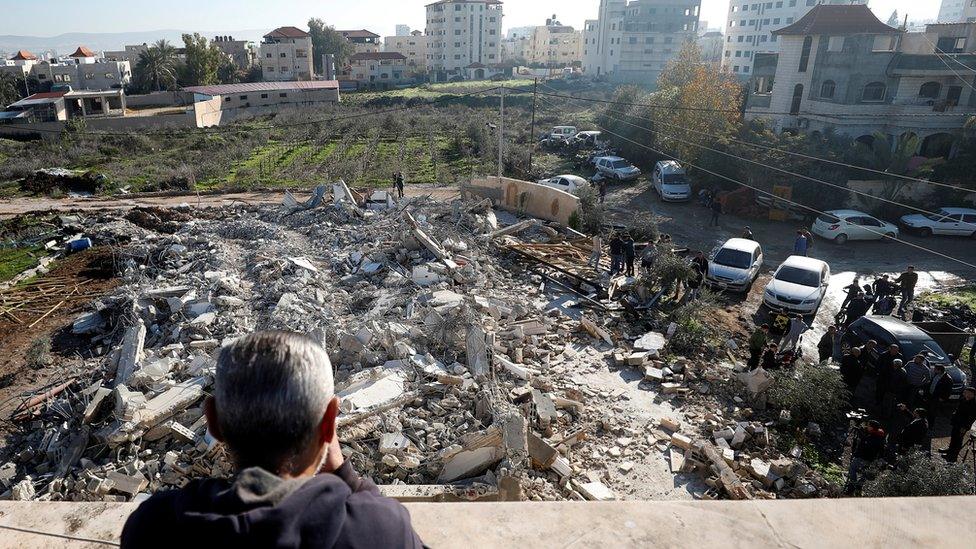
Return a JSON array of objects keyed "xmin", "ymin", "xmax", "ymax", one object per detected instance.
[
  {"xmin": 537, "ymin": 174, "xmax": 588, "ymax": 194},
  {"xmin": 594, "ymin": 156, "xmax": 641, "ymax": 181},
  {"xmin": 705, "ymin": 238, "xmax": 763, "ymax": 293},
  {"xmin": 651, "ymin": 160, "xmax": 692, "ymax": 202},
  {"xmin": 811, "ymin": 210, "xmax": 899, "ymax": 244},
  {"xmin": 548, "ymin": 126, "xmax": 578, "ymax": 141},
  {"xmin": 842, "ymin": 316, "xmax": 968, "ymax": 398},
  {"xmin": 569, "ymin": 131, "xmax": 608, "ymax": 149},
  {"xmin": 899, "ymin": 207, "xmax": 976, "ymax": 238},
  {"xmin": 762, "ymin": 255, "xmax": 830, "ymax": 314}
]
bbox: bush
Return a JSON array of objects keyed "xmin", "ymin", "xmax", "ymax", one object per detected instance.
[
  {"xmin": 641, "ymin": 250, "xmax": 694, "ymax": 292},
  {"xmin": 26, "ymin": 336, "xmax": 51, "ymax": 370},
  {"xmin": 626, "ymin": 213, "xmax": 660, "ymax": 243},
  {"xmin": 768, "ymin": 363, "xmax": 849, "ymax": 427},
  {"xmin": 572, "ymin": 185, "xmax": 605, "ymax": 235},
  {"xmin": 667, "ymin": 295, "xmax": 719, "ymax": 354},
  {"xmin": 863, "ymin": 451, "xmax": 975, "ymax": 497}
]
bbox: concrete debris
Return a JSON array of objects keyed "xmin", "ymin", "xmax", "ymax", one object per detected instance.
[{"xmin": 3, "ymin": 195, "xmax": 835, "ymax": 505}]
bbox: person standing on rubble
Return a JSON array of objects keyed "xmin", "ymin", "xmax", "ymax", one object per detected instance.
[
  {"xmin": 781, "ymin": 314, "xmax": 809, "ymax": 353},
  {"xmin": 598, "ymin": 179, "xmax": 607, "ymax": 204},
  {"xmin": 845, "ymin": 420, "xmax": 886, "ymax": 494},
  {"xmin": 894, "ymin": 265, "xmax": 919, "ymax": 316},
  {"xmin": 622, "ymin": 233, "xmax": 636, "ymax": 277},
  {"xmin": 394, "ymin": 171, "xmax": 405, "ymax": 199},
  {"xmin": 587, "ymin": 233, "xmax": 603, "ymax": 273},
  {"xmin": 121, "ymin": 332, "xmax": 424, "ymax": 548},
  {"xmin": 940, "ymin": 387, "xmax": 976, "ymax": 462},
  {"xmin": 608, "ymin": 232, "xmax": 624, "ymax": 277},
  {"xmin": 817, "ymin": 325, "xmax": 838, "ymax": 364},
  {"xmin": 748, "ymin": 324, "xmax": 769, "ymax": 369}
]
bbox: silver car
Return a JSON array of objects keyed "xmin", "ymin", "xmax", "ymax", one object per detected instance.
[{"xmin": 706, "ymin": 238, "xmax": 763, "ymax": 292}]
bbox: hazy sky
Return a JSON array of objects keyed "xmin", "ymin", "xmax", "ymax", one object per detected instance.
[{"xmin": 0, "ymin": 0, "xmax": 942, "ymax": 37}]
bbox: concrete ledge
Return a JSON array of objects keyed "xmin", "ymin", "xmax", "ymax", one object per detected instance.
[{"xmin": 0, "ymin": 497, "xmax": 973, "ymax": 547}]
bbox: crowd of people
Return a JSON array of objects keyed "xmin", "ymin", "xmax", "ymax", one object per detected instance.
[{"xmin": 836, "ymin": 266, "xmax": 919, "ymax": 326}]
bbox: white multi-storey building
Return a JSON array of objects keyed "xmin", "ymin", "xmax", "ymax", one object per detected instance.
[
  {"xmin": 721, "ymin": 0, "xmax": 866, "ymax": 77},
  {"xmin": 525, "ymin": 17, "xmax": 583, "ymax": 68},
  {"xmin": 937, "ymin": 0, "xmax": 976, "ymax": 23},
  {"xmin": 425, "ymin": 0, "xmax": 503, "ymax": 80},
  {"xmin": 260, "ymin": 26, "xmax": 313, "ymax": 82},
  {"xmin": 583, "ymin": 0, "xmax": 701, "ymax": 86},
  {"xmin": 384, "ymin": 31, "xmax": 429, "ymax": 75}
]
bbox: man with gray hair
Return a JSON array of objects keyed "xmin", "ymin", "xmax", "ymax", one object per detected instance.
[{"xmin": 121, "ymin": 331, "xmax": 424, "ymax": 548}]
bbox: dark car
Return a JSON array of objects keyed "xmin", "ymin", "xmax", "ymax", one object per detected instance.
[{"xmin": 842, "ymin": 316, "xmax": 968, "ymax": 398}]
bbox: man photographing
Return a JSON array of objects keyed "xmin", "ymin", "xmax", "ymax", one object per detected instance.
[{"xmin": 122, "ymin": 331, "xmax": 424, "ymax": 548}]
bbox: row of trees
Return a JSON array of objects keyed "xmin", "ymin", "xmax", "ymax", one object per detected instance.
[{"xmin": 130, "ymin": 34, "xmax": 262, "ymax": 93}]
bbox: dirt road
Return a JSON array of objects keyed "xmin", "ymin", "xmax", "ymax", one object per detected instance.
[{"xmin": 0, "ymin": 186, "xmax": 460, "ymax": 219}]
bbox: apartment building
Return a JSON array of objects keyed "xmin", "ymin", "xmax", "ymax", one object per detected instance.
[
  {"xmin": 583, "ymin": 0, "xmax": 701, "ymax": 86},
  {"xmin": 339, "ymin": 30, "xmax": 382, "ymax": 54},
  {"xmin": 524, "ymin": 17, "xmax": 583, "ymax": 67},
  {"xmin": 348, "ymin": 52, "xmax": 408, "ymax": 87},
  {"xmin": 260, "ymin": 26, "xmax": 313, "ymax": 82},
  {"xmin": 213, "ymin": 36, "xmax": 255, "ymax": 69},
  {"xmin": 384, "ymin": 30, "xmax": 429, "ymax": 74},
  {"xmin": 938, "ymin": 0, "xmax": 976, "ymax": 23},
  {"xmin": 22, "ymin": 46, "xmax": 132, "ymax": 90},
  {"xmin": 721, "ymin": 0, "xmax": 867, "ymax": 77},
  {"xmin": 425, "ymin": 0, "xmax": 503, "ymax": 80},
  {"xmin": 744, "ymin": 4, "xmax": 976, "ymax": 158}
]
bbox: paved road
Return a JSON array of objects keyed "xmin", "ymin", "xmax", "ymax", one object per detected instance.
[
  {"xmin": 605, "ymin": 182, "xmax": 976, "ymax": 359},
  {"xmin": 0, "ymin": 186, "xmax": 460, "ymax": 219}
]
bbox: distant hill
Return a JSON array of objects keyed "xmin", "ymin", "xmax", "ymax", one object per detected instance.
[{"xmin": 0, "ymin": 29, "xmax": 268, "ymax": 57}]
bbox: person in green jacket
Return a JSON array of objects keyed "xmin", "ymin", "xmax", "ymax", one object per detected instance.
[{"xmin": 748, "ymin": 324, "xmax": 769, "ymax": 369}]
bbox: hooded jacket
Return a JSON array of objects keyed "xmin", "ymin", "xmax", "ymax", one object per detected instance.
[{"xmin": 121, "ymin": 461, "xmax": 424, "ymax": 548}]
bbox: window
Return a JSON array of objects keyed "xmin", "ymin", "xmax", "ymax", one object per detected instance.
[
  {"xmin": 873, "ymin": 35, "xmax": 897, "ymax": 52},
  {"xmin": 279, "ymin": 93, "xmax": 287, "ymax": 98},
  {"xmin": 798, "ymin": 36, "xmax": 812, "ymax": 72},
  {"xmin": 862, "ymin": 82, "xmax": 886, "ymax": 102},
  {"xmin": 239, "ymin": 95, "xmax": 247, "ymax": 100},
  {"xmin": 820, "ymin": 80, "xmax": 835, "ymax": 98},
  {"xmin": 260, "ymin": 93, "xmax": 269, "ymax": 99},
  {"xmin": 266, "ymin": 53, "xmax": 272, "ymax": 58},
  {"xmin": 790, "ymin": 84, "xmax": 804, "ymax": 115},
  {"xmin": 268, "ymin": 67, "xmax": 275, "ymax": 72},
  {"xmin": 224, "ymin": 96, "xmax": 231, "ymax": 102},
  {"xmin": 733, "ymin": 65, "xmax": 740, "ymax": 72},
  {"xmin": 936, "ymin": 37, "xmax": 967, "ymax": 53},
  {"xmin": 738, "ymin": 35, "xmax": 744, "ymax": 42},
  {"xmin": 827, "ymin": 36, "xmax": 844, "ymax": 52},
  {"xmin": 918, "ymin": 81, "xmax": 941, "ymax": 99},
  {"xmin": 280, "ymin": 52, "xmax": 287, "ymax": 58}
]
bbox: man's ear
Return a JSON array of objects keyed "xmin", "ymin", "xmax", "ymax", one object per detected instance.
[
  {"xmin": 319, "ymin": 396, "xmax": 340, "ymax": 444},
  {"xmin": 204, "ymin": 396, "xmax": 224, "ymax": 442}
]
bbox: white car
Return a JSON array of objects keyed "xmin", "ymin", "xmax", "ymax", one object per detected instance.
[
  {"xmin": 537, "ymin": 174, "xmax": 588, "ymax": 194},
  {"xmin": 651, "ymin": 160, "xmax": 692, "ymax": 202},
  {"xmin": 706, "ymin": 238, "xmax": 763, "ymax": 293},
  {"xmin": 594, "ymin": 156, "xmax": 641, "ymax": 181},
  {"xmin": 811, "ymin": 209, "xmax": 899, "ymax": 244},
  {"xmin": 900, "ymin": 207, "xmax": 976, "ymax": 238},
  {"xmin": 548, "ymin": 126, "xmax": 577, "ymax": 141},
  {"xmin": 762, "ymin": 256, "xmax": 830, "ymax": 315},
  {"xmin": 570, "ymin": 131, "xmax": 608, "ymax": 149}
]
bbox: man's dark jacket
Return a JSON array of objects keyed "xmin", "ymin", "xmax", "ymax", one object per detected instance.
[
  {"xmin": 121, "ymin": 461, "xmax": 424, "ymax": 548},
  {"xmin": 951, "ymin": 398, "xmax": 976, "ymax": 430}
]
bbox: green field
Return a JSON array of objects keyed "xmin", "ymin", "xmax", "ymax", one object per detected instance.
[{"xmin": 0, "ymin": 245, "xmax": 46, "ymax": 283}]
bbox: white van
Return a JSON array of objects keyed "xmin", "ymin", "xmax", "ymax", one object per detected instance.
[
  {"xmin": 549, "ymin": 126, "xmax": 578, "ymax": 141},
  {"xmin": 652, "ymin": 161, "xmax": 692, "ymax": 202}
]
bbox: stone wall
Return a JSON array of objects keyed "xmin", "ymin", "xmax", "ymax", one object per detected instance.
[{"xmin": 462, "ymin": 176, "xmax": 581, "ymax": 226}]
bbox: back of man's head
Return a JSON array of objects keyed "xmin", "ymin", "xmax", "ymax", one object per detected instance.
[{"xmin": 214, "ymin": 331, "xmax": 334, "ymax": 472}]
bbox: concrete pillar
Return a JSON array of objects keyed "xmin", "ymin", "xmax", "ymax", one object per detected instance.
[
  {"xmin": 101, "ymin": 97, "xmax": 109, "ymax": 115},
  {"xmin": 120, "ymin": 92, "xmax": 127, "ymax": 113}
]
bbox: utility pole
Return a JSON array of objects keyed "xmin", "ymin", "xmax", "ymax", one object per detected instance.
[
  {"xmin": 528, "ymin": 78, "xmax": 538, "ymax": 174},
  {"xmin": 497, "ymin": 85, "xmax": 505, "ymax": 180}
]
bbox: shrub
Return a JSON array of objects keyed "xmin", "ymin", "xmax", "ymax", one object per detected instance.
[
  {"xmin": 626, "ymin": 213, "xmax": 660, "ymax": 243},
  {"xmin": 641, "ymin": 250, "xmax": 694, "ymax": 293},
  {"xmin": 573, "ymin": 185, "xmax": 605, "ymax": 234},
  {"xmin": 667, "ymin": 296, "xmax": 719, "ymax": 354},
  {"xmin": 768, "ymin": 363, "xmax": 849, "ymax": 427},
  {"xmin": 26, "ymin": 336, "xmax": 51, "ymax": 370},
  {"xmin": 863, "ymin": 451, "xmax": 975, "ymax": 497}
]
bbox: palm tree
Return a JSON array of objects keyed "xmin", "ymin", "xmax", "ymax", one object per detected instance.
[{"xmin": 135, "ymin": 39, "xmax": 178, "ymax": 92}]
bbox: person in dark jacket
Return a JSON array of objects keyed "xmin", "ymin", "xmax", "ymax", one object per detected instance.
[
  {"xmin": 873, "ymin": 275, "xmax": 893, "ymax": 299},
  {"xmin": 894, "ymin": 265, "xmax": 919, "ymax": 316},
  {"xmin": 844, "ymin": 294, "xmax": 871, "ymax": 328},
  {"xmin": 710, "ymin": 198, "xmax": 722, "ymax": 226},
  {"xmin": 622, "ymin": 233, "xmax": 636, "ymax": 277},
  {"xmin": 845, "ymin": 420, "xmax": 886, "ymax": 494},
  {"xmin": 874, "ymin": 344, "xmax": 903, "ymax": 406},
  {"xmin": 925, "ymin": 364, "xmax": 954, "ymax": 426},
  {"xmin": 761, "ymin": 343, "xmax": 779, "ymax": 370},
  {"xmin": 817, "ymin": 325, "xmax": 838, "ymax": 363},
  {"xmin": 940, "ymin": 387, "xmax": 976, "ymax": 462},
  {"xmin": 608, "ymin": 233, "xmax": 624, "ymax": 276},
  {"xmin": 840, "ymin": 277, "xmax": 862, "ymax": 311},
  {"xmin": 897, "ymin": 405, "xmax": 930, "ymax": 455},
  {"xmin": 840, "ymin": 347, "xmax": 863, "ymax": 394},
  {"xmin": 121, "ymin": 332, "xmax": 424, "ymax": 549},
  {"xmin": 741, "ymin": 226, "xmax": 754, "ymax": 240}
]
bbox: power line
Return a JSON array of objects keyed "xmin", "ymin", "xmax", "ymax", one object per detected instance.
[
  {"xmin": 531, "ymin": 83, "xmax": 976, "ymax": 195},
  {"xmin": 918, "ymin": 32, "xmax": 976, "ymax": 93},
  {"xmin": 533, "ymin": 93, "xmax": 976, "ymax": 271}
]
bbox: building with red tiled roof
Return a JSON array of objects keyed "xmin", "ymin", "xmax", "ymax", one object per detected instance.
[
  {"xmin": 260, "ymin": 26, "xmax": 314, "ymax": 81},
  {"xmin": 10, "ymin": 50, "xmax": 38, "ymax": 61},
  {"xmin": 338, "ymin": 29, "xmax": 381, "ymax": 55},
  {"xmin": 69, "ymin": 46, "xmax": 97, "ymax": 58}
]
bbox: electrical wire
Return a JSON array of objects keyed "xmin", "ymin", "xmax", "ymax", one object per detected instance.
[
  {"xmin": 541, "ymin": 85, "xmax": 975, "ymax": 223},
  {"xmin": 527, "ymin": 83, "xmax": 976, "ymax": 194},
  {"xmin": 532, "ymin": 93, "xmax": 976, "ymax": 270},
  {"xmin": 918, "ymin": 32, "xmax": 976, "ymax": 93},
  {"xmin": 0, "ymin": 524, "xmax": 120, "ymax": 546}
]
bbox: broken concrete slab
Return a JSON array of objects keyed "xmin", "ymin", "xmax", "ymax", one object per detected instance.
[
  {"xmin": 465, "ymin": 325, "xmax": 489, "ymax": 377},
  {"xmin": 634, "ymin": 331, "xmax": 667, "ymax": 352},
  {"xmin": 573, "ymin": 480, "xmax": 616, "ymax": 501},
  {"xmin": 113, "ymin": 321, "xmax": 146, "ymax": 387},
  {"xmin": 437, "ymin": 428, "xmax": 505, "ymax": 483},
  {"xmin": 336, "ymin": 362, "xmax": 410, "ymax": 414}
]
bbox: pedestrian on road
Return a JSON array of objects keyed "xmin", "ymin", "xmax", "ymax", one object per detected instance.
[
  {"xmin": 622, "ymin": 233, "xmax": 636, "ymax": 277},
  {"xmin": 587, "ymin": 233, "xmax": 603, "ymax": 273},
  {"xmin": 599, "ymin": 180, "xmax": 607, "ymax": 204},
  {"xmin": 840, "ymin": 347, "xmax": 864, "ymax": 394},
  {"xmin": 941, "ymin": 387, "xmax": 976, "ymax": 462},
  {"xmin": 749, "ymin": 324, "xmax": 769, "ymax": 369},
  {"xmin": 844, "ymin": 294, "xmax": 871, "ymax": 328},
  {"xmin": 741, "ymin": 226, "xmax": 754, "ymax": 240},
  {"xmin": 840, "ymin": 277, "xmax": 862, "ymax": 312},
  {"xmin": 781, "ymin": 314, "xmax": 809, "ymax": 353},
  {"xmin": 817, "ymin": 325, "xmax": 838, "ymax": 363},
  {"xmin": 894, "ymin": 266, "xmax": 919, "ymax": 316},
  {"xmin": 793, "ymin": 230, "xmax": 809, "ymax": 256},
  {"xmin": 709, "ymin": 197, "xmax": 722, "ymax": 227},
  {"xmin": 873, "ymin": 275, "xmax": 893, "ymax": 299},
  {"xmin": 905, "ymin": 354, "xmax": 932, "ymax": 406},
  {"xmin": 800, "ymin": 228, "xmax": 814, "ymax": 254},
  {"xmin": 925, "ymin": 363, "xmax": 953, "ymax": 426},
  {"xmin": 608, "ymin": 233, "xmax": 624, "ymax": 277}
]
